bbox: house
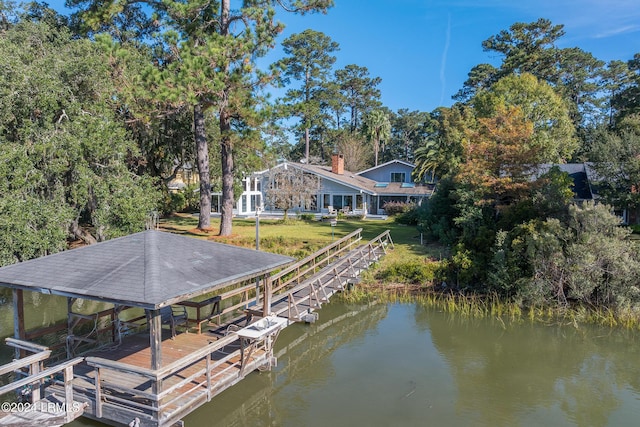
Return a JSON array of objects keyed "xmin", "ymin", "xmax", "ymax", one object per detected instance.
[
  {"xmin": 167, "ymin": 163, "xmax": 199, "ymax": 192},
  {"xmin": 532, "ymin": 163, "xmax": 640, "ymax": 224},
  {"xmin": 233, "ymin": 154, "xmax": 435, "ymax": 216},
  {"xmin": 533, "ymin": 163, "xmax": 595, "ymax": 201}
]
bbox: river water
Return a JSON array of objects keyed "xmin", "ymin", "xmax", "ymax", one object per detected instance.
[{"xmin": 3, "ymin": 296, "xmax": 640, "ymax": 427}]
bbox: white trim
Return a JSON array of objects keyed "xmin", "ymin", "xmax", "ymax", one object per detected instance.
[{"xmin": 355, "ymin": 159, "xmax": 415, "ymax": 176}]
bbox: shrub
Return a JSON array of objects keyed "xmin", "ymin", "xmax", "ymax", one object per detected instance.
[
  {"xmin": 383, "ymin": 201, "xmax": 413, "ymax": 216},
  {"xmin": 375, "ymin": 259, "xmax": 439, "ymax": 285},
  {"xmin": 162, "ymin": 184, "xmax": 200, "ymax": 214},
  {"xmin": 396, "ymin": 203, "xmax": 421, "ymax": 225},
  {"xmin": 298, "ymin": 213, "xmax": 316, "ymax": 221}
]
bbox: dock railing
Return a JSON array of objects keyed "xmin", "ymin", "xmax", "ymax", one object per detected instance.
[
  {"xmin": 0, "ymin": 339, "xmax": 85, "ymax": 424},
  {"xmin": 269, "ymin": 228, "xmax": 363, "ymax": 296},
  {"xmin": 281, "ymin": 229, "xmax": 394, "ymax": 320},
  {"xmin": 85, "ymin": 333, "xmax": 243, "ymax": 424}
]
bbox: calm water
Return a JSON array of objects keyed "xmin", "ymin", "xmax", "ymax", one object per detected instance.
[{"xmin": 3, "ymin": 293, "xmax": 640, "ymax": 427}]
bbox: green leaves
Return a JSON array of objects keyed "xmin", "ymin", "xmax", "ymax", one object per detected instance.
[{"xmin": 0, "ymin": 17, "xmax": 160, "ymax": 262}]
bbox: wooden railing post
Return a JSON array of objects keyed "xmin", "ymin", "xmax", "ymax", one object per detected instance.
[
  {"xmin": 263, "ymin": 277, "xmax": 272, "ymax": 317},
  {"xmin": 29, "ymin": 360, "xmax": 41, "ymax": 402}
]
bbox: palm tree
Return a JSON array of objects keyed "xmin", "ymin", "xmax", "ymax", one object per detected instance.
[
  {"xmin": 363, "ymin": 109, "xmax": 391, "ymax": 166},
  {"xmin": 413, "ymin": 140, "xmax": 442, "ymax": 182}
]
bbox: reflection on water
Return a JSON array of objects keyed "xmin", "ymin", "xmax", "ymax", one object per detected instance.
[{"xmin": 3, "ymin": 296, "xmax": 640, "ymax": 427}]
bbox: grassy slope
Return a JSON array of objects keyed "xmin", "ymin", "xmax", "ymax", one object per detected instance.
[{"xmin": 159, "ymin": 214, "xmax": 444, "ymax": 269}]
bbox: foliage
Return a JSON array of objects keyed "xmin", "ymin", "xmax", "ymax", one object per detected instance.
[
  {"xmin": 395, "ymin": 204, "xmax": 422, "ymax": 226},
  {"xmin": 163, "ymin": 185, "xmax": 200, "ymax": 215},
  {"xmin": 0, "ymin": 17, "xmax": 159, "ymax": 260},
  {"xmin": 298, "ymin": 213, "xmax": 316, "ymax": 221},
  {"xmin": 385, "ymin": 109, "xmax": 431, "ymax": 163},
  {"xmin": 362, "ymin": 109, "xmax": 391, "ymax": 166},
  {"xmin": 472, "ymin": 73, "xmax": 578, "ymax": 163},
  {"xmin": 374, "ymin": 259, "xmax": 438, "ymax": 285},
  {"xmin": 382, "ymin": 201, "xmax": 413, "ymax": 216},
  {"xmin": 418, "ymin": 178, "xmax": 459, "ymax": 245},
  {"xmin": 334, "ymin": 64, "xmax": 382, "ymax": 132},
  {"xmin": 588, "ymin": 119, "xmax": 640, "ymax": 213},
  {"xmin": 275, "ymin": 29, "xmax": 339, "ymax": 163},
  {"xmin": 493, "ymin": 203, "xmax": 640, "ymax": 310},
  {"xmin": 331, "ymin": 129, "xmax": 371, "ymax": 171},
  {"xmin": 412, "ymin": 105, "xmax": 471, "ymax": 182}
]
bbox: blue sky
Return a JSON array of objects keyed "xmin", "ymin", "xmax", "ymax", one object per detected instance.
[
  {"xmin": 49, "ymin": 0, "xmax": 640, "ymax": 114},
  {"xmin": 260, "ymin": 0, "xmax": 640, "ymax": 113}
]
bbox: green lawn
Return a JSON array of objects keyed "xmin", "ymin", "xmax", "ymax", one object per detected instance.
[{"xmin": 159, "ymin": 214, "xmax": 445, "ymax": 264}]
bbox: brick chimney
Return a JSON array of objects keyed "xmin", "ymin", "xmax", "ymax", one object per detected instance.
[{"xmin": 331, "ymin": 153, "xmax": 344, "ymax": 175}]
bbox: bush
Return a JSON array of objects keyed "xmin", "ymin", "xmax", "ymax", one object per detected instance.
[
  {"xmin": 298, "ymin": 213, "xmax": 315, "ymax": 221},
  {"xmin": 396, "ymin": 204, "xmax": 421, "ymax": 225},
  {"xmin": 162, "ymin": 184, "xmax": 200, "ymax": 214},
  {"xmin": 375, "ymin": 259, "xmax": 439, "ymax": 285},
  {"xmin": 383, "ymin": 201, "xmax": 413, "ymax": 216}
]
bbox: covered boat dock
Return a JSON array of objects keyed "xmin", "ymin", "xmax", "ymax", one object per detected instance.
[{"xmin": 0, "ymin": 230, "xmax": 294, "ymax": 426}]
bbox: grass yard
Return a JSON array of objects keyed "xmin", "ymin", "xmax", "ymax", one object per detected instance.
[{"xmin": 159, "ymin": 214, "xmax": 447, "ymax": 276}]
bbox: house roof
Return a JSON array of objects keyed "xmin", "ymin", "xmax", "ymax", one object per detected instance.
[
  {"xmin": 264, "ymin": 162, "xmax": 377, "ymax": 195},
  {"xmin": 533, "ymin": 163, "xmax": 594, "ymax": 200},
  {"xmin": 0, "ymin": 230, "xmax": 293, "ymax": 309},
  {"xmin": 261, "ymin": 161, "xmax": 433, "ymax": 197},
  {"xmin": 356, "ymin": 159, "xmax": 416, "ymax": 176},
  {"xmin": 373, "ymin": 182, "xmax": 436, "ymax": 196}
]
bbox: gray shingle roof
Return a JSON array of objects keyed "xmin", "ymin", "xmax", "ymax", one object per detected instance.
[
  {"xmin": 273, "ymin": 162, "xmax": 433, "ymax": 197},
  {"xmin": 0, "ymin": 230, "xmax": 293, "ymax": 309}
]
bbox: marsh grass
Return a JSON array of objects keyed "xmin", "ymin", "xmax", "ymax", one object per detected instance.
[{"xmin": 339, "ymin": 286, "xmax": 640, "ymax": 330}]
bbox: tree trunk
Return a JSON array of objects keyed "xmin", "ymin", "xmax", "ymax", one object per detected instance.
[
  {"xmin": 304, "ymin": 68, "xmax": 310, "ymax": 163},
  {"xmin": 195, "ymin": 104, "xmax": 212, "ymax": 230},
  {"xmin": 374, "ymin": 137, "xmax": 379, "ymax": 166},
  {"xmin": 218, "ymin": 0, "xmax": 234, "ymax": 237},
  {"xmin": 219, "ymin": 108, "xmax": 234, "ymax": 236},
  {"xmin": 305, "ymin": 126, "xmax": 310, "ymax": 164}
]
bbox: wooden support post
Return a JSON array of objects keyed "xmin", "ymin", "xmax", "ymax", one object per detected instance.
[
  {"xmin": 66, "ymin": 297, "xmax": 76, "ymax": 359},
  {"xmin": 94, "ymin": 367, "xmax": 102, "ymax": 418},
  {"xmin": 64, "ymin": 365, "xmax": 74, "ymax": 422},
  {"xmin": 149, "ymin": 309, "xmax": 162, "ymax": 370},
  {"xmin": 12, "ymin": 289, "xmax": 25, "ymax": 360},
  {"xmin": 263, "ymin": 276, "xmax": 272, "ymax": 317}
]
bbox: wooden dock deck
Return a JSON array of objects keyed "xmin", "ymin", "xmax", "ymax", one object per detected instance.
[
  {"xmin": 1, "ymin": 229, "xmax": 393, "ymax": 427},
  {"xmin": 46, "ymin": 329, "xmax": 268, "ymax": 427}
]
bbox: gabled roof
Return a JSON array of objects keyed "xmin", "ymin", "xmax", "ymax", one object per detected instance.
[
  {"xmin": 257, "ymin": 161, "xmax": 433, "ymax": 197},
  {"xmin": 0, "ymin": 230, "xmax": 293, "ymax": 309},
  {"xmin": 355, "ymin": 159, "xmax": 416, "ymax": 176},
  {"xmin": 263, "ymin": 162, "xmax": 378, "ymax": 195}
]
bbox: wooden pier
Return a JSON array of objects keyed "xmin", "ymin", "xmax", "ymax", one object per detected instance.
[{"xmin": 0, "ymin": 228, "xmax": 392, "ymax": 427}]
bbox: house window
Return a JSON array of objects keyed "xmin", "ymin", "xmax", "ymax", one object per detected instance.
[
  {"xmin": 391, "ymin": 172, "xmax": 406, "ymax": 183},
  {"xmin": 332, "ymin": 195, "xmax": 344, "ymax": 209},
  {"xmin": 344, "ymin": 195, "xmax": 353, "ymax": 210}
]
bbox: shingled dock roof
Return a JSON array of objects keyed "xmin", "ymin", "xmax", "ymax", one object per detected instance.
[{"xmin": 0, "ymin": 230, "xmax": 294, "ymax": 309}]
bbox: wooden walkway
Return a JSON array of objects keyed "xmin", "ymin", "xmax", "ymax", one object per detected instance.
[
  {"xmin": 0, "ymin": 229, "xmax": 393, "ymax": 427},
  {"xmin": 255, "ymin": 229, "xmax": 393, "ymax": 323}
]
